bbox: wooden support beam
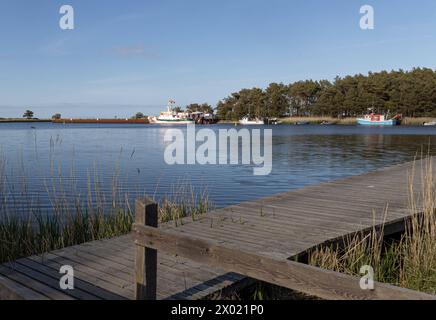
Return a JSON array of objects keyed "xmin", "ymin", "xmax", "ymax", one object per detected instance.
[
  {"xmin": 133, "ymin": 223, "xmax": 436, "ymax": 300},
  {"xmin": 134, "ymin": 198, "xmax": 158, "ymax": 300}
]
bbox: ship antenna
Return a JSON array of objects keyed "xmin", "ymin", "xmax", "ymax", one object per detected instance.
[{"xmin": 168, "ymin": 99, "xmax": 175, "ymax": 112}]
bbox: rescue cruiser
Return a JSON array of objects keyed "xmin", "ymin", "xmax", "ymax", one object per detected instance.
[{"xmin": 149, "ymin": 100, "xmax": 194, "ymax": 124}]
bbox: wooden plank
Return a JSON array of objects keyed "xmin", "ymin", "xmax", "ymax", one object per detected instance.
[
  {"xmin": 159, "ymin": 216, "xmax": 352, "ymax": 257},
  {"xmin": 0, "ymin": 265, "xmax": 74, "ymax": 300},
  {"xmin": 76, "ymin": 240, "xmax": 216, "ymax": 287},
  {"xmin": 134, "ymin": 224, "xmax": 436, "ymax": 300},
  {"xmin": 50, "ymin": 249, "xmax": 133, "ymax": 283},
  {"xmin": 202, "ymin": 206, "xmax": 402, "ymax": 244},
  {"xmin": 87, "ymin": 238, "xmax": 241, "ymax": 300},
  {"xmin": 17, "ymin": 258, "xmax": 125, "ymax": 300},
  {"xmin": 135, "ymin": 198, "xmax": 158, "ymax": 300},
  {"xmin": 45, "ymin": 251, "xmax": 134, "ymax": 291},
  {"xmin": 28, "ymin": 253, "xmax": 135, "ymax": 300},
  {"xmin": 97, "ymin": 237, "xmax": 245, "ymax": 282},
  {"xmin": 2, "ymin": 262, "xmax": 96, "ymax": 300},
  {"xmin": 0, "ymin": 275, "xmax": 49, "ymax": 300}
]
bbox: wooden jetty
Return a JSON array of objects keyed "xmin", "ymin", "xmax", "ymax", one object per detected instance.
[{"xmin": 1, "ymin": 158, "xmax": 436, "ymax": 300}]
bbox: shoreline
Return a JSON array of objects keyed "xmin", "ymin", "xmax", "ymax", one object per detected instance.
[
  {"xmin": 52, "ymin": 118, "xmax": 150, "ymax": 124},
  {"xmin": 1, "ymin": 116, "xmax": 435, "ymax": 126},
  {"xmin": 220, "ymin": 116, "xmax": 436, "ymax": 126},
  {"xmin": 0, "ymin": 118, "xmax": 52, "ymax": 123},
  {"xmin": 0, "ymin": 118, "xmax": 150, "ymax": 124}
]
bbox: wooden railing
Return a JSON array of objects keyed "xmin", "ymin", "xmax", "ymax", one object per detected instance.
[
  {"xmin": 133, "ymin": 198, "xmax": 436, "ymax": 300},
  {"xmin": 134, "ymin": 198, "xmax": 158, "ymax": 300}
]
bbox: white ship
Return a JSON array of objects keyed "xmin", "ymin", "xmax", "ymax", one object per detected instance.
[{"xmin": 150, "ymin": 100, "xmax": 194, "ymax": 124}]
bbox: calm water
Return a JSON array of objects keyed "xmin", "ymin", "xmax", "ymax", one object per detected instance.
[{"xmin": 1, "ymin": 122, "xmax": 436, "ymax": 214}]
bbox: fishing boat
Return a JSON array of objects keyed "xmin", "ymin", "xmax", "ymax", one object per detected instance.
[
  {"xmin": 149, "ymin": 100, "xmax": 194, "ymax": 124},
  {"xmin": 239, "ymin": 116, "xmax": 265, "ymax": 125},
  {"xmin": 357, "ymin": 113, "xmax": 402, "ymax": 126}
]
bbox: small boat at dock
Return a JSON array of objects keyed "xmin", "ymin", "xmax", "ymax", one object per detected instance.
[
  {"xmin": 190, "ymin": 112, "xmax": 219, "ymax": 124},
  {"xmin": 239, "ymin": 116, "xmax": 265, "ymax": 125}
]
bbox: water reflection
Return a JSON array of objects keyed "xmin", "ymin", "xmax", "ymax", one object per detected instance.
[{"xmin": 0, "ymin": 122, "xmax": 436, "ymax": 213}]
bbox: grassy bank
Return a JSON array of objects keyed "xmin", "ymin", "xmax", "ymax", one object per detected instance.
[
  {"xmin": 308, "ymin": 156, "xmax": 436, "ymax": 294},
  {"xmin": 402, "ymin": 117, "xmax": 436, "ymax": 126},
  {"xmin": 0, "ymin": 195, "xmax": 211, "ymax": 264},
  {"xmin": 281, "ymin": 116, "xmax": 436, "ymax": 126},
  {"xmin": 279, "ymin": 116, "xmax": 356, "ymax": 125},
  {"xmin": 220, "ymin": 116, "xmax": 436, "ymax": 126},
  {"xmin": 0, "ymin": 118, "xmax": 52, "ymax": 123},
  {"xmin": 0, "ymin": 189, "xmax": 211, "ymax": 264}
]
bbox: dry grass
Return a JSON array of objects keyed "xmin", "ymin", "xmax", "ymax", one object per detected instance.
[
  {"xmin": 308, "ymin": 156, "xmax": 436, "ymax": 294},
  {"xmin": 401, "ymin": 156, "xmax": 436, "ymax": 292},
  {"xmin": 402, "ymin": 117, "xmax": 436, "ymax": 126}
]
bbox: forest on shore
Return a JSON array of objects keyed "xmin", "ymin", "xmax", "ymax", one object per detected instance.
[{"xmin": 215, "ymin": 68, "xmax": 436, "ymax": 120}]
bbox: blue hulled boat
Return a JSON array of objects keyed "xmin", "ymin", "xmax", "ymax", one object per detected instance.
[{"xmin": 357, "ymin": 114, "xmax": 402, "ymax": 126}]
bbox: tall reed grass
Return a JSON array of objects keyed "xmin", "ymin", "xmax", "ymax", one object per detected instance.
[
  {"xmin": 158, "ymin": 179, "xmax": 212, "ymax": 225},
  {"xmin": 308, "ymin": 156, "xmax": 436, "ymax": 294},
  {"xmin": 0, "ymin": 149, "xmax": 212, "ymax": 264}
]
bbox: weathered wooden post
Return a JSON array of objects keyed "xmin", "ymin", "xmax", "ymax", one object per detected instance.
[{"xmin": 135, "ymin": 198, "xmax": 158, "ymax": 300}]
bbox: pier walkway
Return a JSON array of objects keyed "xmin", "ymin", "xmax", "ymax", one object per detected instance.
[{"xmin": 0, "ymin": 158, "xmax": 434, "ymax": 300}]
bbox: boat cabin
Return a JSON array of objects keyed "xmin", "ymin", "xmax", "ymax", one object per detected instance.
[{"xmin": 363, "ymin": 113, "xmax": 386, "ymax": 122}]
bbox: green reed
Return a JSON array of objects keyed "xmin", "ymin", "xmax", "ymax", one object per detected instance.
[{"xmin": 0, "ymin": 145, "xmax": 212, "ymax": 264}]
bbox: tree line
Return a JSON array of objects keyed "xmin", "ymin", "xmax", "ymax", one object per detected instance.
[
  {"xmin": 168, "ymin": 103, "xmax": 214, "ymax": 114},
  {"xmin": 215, "ymin": 68, "xmax": 436, "ymax": 120}
]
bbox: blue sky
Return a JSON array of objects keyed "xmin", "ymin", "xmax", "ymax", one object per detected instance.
[{"xmin": 1, "ymin": 0, "xmax": 436, "ymax": 118}]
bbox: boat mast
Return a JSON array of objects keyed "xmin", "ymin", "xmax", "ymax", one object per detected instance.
[{"xmin": 168, "ymin": 99, "xmax": 176, "ymax": 113}]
